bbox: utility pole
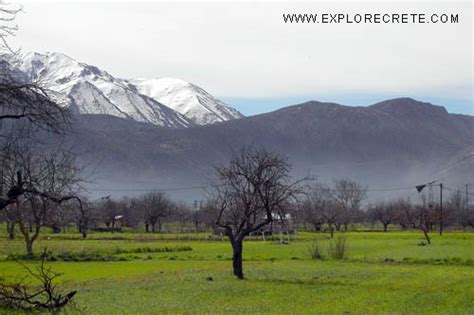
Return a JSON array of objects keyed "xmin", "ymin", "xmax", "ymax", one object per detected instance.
[{"xmin": 439, "ymin": 183, "xmax": 443, "ymax": 236}]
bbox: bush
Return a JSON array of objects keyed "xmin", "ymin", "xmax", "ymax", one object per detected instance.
[
  {"xmin": 328, "ymin": 236, "xmax": 347, "ymax": 260},
  {"xmin": 112, "ymin": 246, "xmax": 193, "ymax": 255},
  {"xmin": 308, "ymin": 241, "xmax": 324, "ymax": 260},
  {"xmin": 7, "ymin": 246, "xmax": 193, "ymax": 262},
  {"xmin": 0, "ymin": 249, "xmax": 76, "ymax": 312}
]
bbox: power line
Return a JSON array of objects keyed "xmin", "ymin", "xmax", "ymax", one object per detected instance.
[
  {"xmin": 87, "ymin": 184, "xmax": 417, "ymax": 193},
  {"xmin": 86, "ymin": 177, "xmax": 474, "ymax": 196},
  {"xmin": 89, "ymin": 185, "xmax": 218, "ymax": 192},
  {"xmin": 444, "ymin": 186, "xmax": 474, "ymax": 196}
]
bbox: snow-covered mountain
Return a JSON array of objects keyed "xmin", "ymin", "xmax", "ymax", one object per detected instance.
[
  {"xmin": 11, "ymin": 52, "xmax": 243, "ymax": 127},
  {"xmin": 12, "ymin": 52, "xmax": 193, "ymax": 128},
  {"xmin": 129, "ymin": 78, "xmax": 243, "ymax": 125}
]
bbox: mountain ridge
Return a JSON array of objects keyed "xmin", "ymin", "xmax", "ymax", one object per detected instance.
[{"xmin": 49, "ymin": 98, "xmax": 474, "ymax": 200}]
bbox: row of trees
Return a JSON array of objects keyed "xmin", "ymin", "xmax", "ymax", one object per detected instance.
[
  {"xmin": 2, "ymin": 177, "xmax": 473, "ymax": 254},
  {"xmin": 301, "ymin": 184, "xmax": 473, "ymax": 240}
]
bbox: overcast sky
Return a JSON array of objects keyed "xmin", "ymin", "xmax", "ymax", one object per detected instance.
[{"xmin": 11, "ymin": 1, "xmax": 473, "ymax": 115}]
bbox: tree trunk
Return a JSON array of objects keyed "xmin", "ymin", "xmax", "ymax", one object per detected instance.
[
  {"xmin": 145, "ymin": 223, "xmax": 149, "ymax": 233},
  {"xmin": 329, "ymin": 224, "xmax": 334, "ymax": 239},
  {"xmin": 7, "ymin": 222, "xmax": 15, "ymax": 240},
  {"xmin": 51, "ymin": 224, "xmax": 61, "ymax": 234},
  {"xmin": 313, "ymin": 223, "xmax": 321, "ymax": 231},
  {"xmin": 81, "ymin": 229, "xmax": 87, "ymax": 239},
  {"xmin": 383, "ymin": 223, "xmax": 388, "ymax": 232},
  {"xmin": 158, "ymin": 220, "xmax": 162, "ymax": 233},
  {"xmin": 151, "ymin": 223, "xmax": 156, "ymax": 233},
  {"xmin": 232, "ymin": 240, "xmax": 244, "ymax": 279},
  {"xmin": 80, "ymin": 223, "xmax": 87, "ymax": 239},
  {"xmin": 26, "ymin": 239, "xmax": 34, "ymax": 256},
  {"xmin": 422, "ymin": 229, "xmax": 431, "ymax": 244}
]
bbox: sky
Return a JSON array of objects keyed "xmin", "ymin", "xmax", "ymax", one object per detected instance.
[{"xmin": 10, "ymin": 1, "xmax": 474, "ymax": 115}]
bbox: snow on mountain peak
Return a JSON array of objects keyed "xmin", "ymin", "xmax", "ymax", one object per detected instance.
[
  {"xmin": 12, "ymin": 52, "xmax": 193, "ymax": 128},
  {"xmin": 130, "ymin": 78, "xmax": 243, "ymax": 125},
  {"xmin": 12, "ymin": 52, "xmax": 243, "ymax": 127}
]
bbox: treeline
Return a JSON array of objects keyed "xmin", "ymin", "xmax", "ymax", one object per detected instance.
[
  {"xmin": 2, "ymin": 179, "xmax": 473, "ymax": 252},
  {"xmin": 300, "ymin": 182, "xmax": 474, "ymax": 243}
]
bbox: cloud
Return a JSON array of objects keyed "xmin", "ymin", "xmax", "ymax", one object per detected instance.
[{"xmin": 12, "ymin": 1, "xmax": 473, "ymax": 106}]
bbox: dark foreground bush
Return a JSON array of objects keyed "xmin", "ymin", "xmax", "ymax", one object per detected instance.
[{"xmin": 0, "ymin": 250, "xmax": 76, "ymax": 313}]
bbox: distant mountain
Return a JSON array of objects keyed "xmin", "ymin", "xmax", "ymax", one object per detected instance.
[
  {"xmin": 11, "ymin": 52, "xmax": 243, "ymax": 127},
  {"xmin": 129, "ymin": 78, "xmax": 243, "ymax": 125},
  {"xmin": 54, "ymin": 98, "xmax": 474, "ymax": 200},
  {"xmin": 12, "ymin": 52, "xmax": 192, "ymax": 128}
]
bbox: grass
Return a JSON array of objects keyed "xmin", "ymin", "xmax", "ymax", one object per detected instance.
[{"xmin": 0, "ymin": 231, "xmax": 473, "ymax": 314}]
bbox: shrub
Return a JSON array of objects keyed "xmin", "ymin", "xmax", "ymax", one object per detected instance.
[
  {"xmin": 328, "ymin": 236, "xmax": 347, "ymax": 260},
  {"xmin": 308, "ymin": 241, "xmax": 324, "ymax": 260}
]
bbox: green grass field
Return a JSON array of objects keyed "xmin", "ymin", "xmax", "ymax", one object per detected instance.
[{"xmin": 0, "ymin": 230, "xmax": 473, "ymax": 314}]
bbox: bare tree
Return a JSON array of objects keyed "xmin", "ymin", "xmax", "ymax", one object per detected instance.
[
  {"xmin": 332, "ymin": 178, "xmax": 367, "ymax": 231},
  {"xmin": 0, "ymin": 0, "xmax": 22, "ymax": 56},
  {"xmin": 458, "ymin": 205, "xmax": 474, "ymax": 229},
  {"xmin": 198, "ymin": 199, "xmax": 220, "ymax": 237},
  {"xmin": 140, "ymin": 191, "xmax": 173, "ymax": 233},
  {"xmin": 0, "ymin": 1, "xmax": 69, "ymax": 133},
  {"xmin": 96, "ymin": 197, "xmax": 123, "ymax": 232},
  {"xmin": 212, "ymin": 147, "xmax": 306, "ymax": 279},
  {"xmin": 0, "ymin": 80, "xmax": 70, "ymax": 132},
  {"xmin": 4, "ymin": 145, "xmax": 81, "ymax": 255},
  {"xmin": 0, "ymin": 2, "xmax": 73, "ymax": 215},
  {"xmin": 0, "ymin": 202, "xmax": 17, "ymax": 239},
  {"xmin": 367, "ymin": 201, "xmax": 399, "ymax": 232},
  {"xmin": 413, "ymin": 205, "xmax": 434, "ymax": 244},
  {"xmin": 0, "ymin": 72, "xmax": 71, "ymax": 214},
  {"xmin": 398, "ymin": 196, "xmax": 434, "ymax": 244},
  {"xmin": 445, "ymin": 190, "xmax": 464, "ymax": 229},
  {"xmin": 302, "ymin": 184, "xmax": 332, "ymax": 233}
]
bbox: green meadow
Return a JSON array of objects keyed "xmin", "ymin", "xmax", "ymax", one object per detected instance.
[{"xmin": 0, "ymin": 230, "xmax": 473, "ymax": 314}]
